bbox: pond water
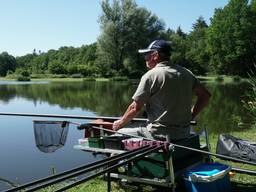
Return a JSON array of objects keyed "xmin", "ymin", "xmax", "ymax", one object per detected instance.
[{"xmin": 0, "ymin": 80, "xmax": 253, "ymax": 190}]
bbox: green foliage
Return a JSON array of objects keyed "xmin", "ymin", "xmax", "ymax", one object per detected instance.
[
  {"xmin": 17, "ymin": 75, "xmax": 31, "ymax": 81},
  {"xmin": 96, "ymin": 0, "xmax": 165, "ymax": 76},
  {"xmin": 169, "ymin": 31, "xmax": 189, "ymax": 67},
  {"xmin": 207, "ymin": 0, "xmax": 256, "ymax": 76},
  {"xmin": 77, "ymin": 65, "xmax": 98, "ymax": 77},
  {"xmin": 83, "ymin": 77, "xmax": 96, "ymax": 81},
  {"xmin": 186, "ymin": 17, "xmax": 210, "ymax": 75},
  {"xmin": 215, "ymin": 76, "xmax": 224, "ymax": 82},
  {"xmin": 232, "ymin": 75, "xmax": 241, "ymax": 82},
  {"xmin": 0, "ymin": 52, "xmax": 16, "ymax": 76},
  {"xmin": 243, "ymin": 70, "xmax": 256, "ymax": 125},
  {"xmin": 14, "ymin": 68, "xmax": 31, "ymax": 81},
  {"xmin": 48, "ymin": 61, "xmax": 67, "ymax": 74},
  {"xmin": 15, "ymin": 44, "xmax": 97, "ymax": 76},
  {"xmin": 110, "ymin": 76, "xmax": 128, "ymax": 81}
]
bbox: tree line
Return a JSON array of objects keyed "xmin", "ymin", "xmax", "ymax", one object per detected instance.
[{"xmin": 0, "ymin": 0, "xmax": 255, "ymax": 78}]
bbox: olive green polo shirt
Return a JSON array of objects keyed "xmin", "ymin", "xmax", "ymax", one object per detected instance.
[{"xmin": 132, "ymin": 61, "xmax": 199, "ymax": 139}]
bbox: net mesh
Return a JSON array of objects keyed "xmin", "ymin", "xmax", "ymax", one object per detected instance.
[{"xmin": 33, "ymin": 121, "xmax": 69, "ymax": 153}]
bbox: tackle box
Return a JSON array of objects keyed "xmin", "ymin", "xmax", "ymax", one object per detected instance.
[
  {"xmin": 88, "ymin": 137, "xmax": 105, "ymax": 149},
  {"xmin": 103, "ymin": 136, "xmax": 130, "ymax": 150}
]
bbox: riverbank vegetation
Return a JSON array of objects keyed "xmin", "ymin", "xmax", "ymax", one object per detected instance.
[{"xmin": 1, "ymin": 0, "xmax": 256, "ymax": 80}]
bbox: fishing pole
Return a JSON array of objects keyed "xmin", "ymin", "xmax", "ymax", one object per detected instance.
[
  {"xmin": 0, "ymin": 112, "xmax": 196, "ymax": 125},
  {"xmin": 54, "ymin": 145, "xmax": 164, "ymax": 192},
  {"xmin": 0, "ymin": 112, "xmax": 147, "ymax": 122},
  {"xmin": 76, "ymin": 123, "xmax": 256, "ymax": 167},
  {"xmin": 5, "ymin": 146, "xmax": 153, "ymax": 192}
]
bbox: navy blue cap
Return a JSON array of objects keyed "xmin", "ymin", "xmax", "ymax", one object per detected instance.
[{"xmin": 138, "ymin": 40, "xmax": 171, "ymax": 55}]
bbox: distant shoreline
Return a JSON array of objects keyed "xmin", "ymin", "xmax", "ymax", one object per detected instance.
[{"xmin": 0, "ymin": 75, "xmax": 248, "ymax": 84}]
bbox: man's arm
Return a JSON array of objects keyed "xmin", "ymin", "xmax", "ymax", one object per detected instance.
[
  {"xmin": 113, "ymin": 100, "xmax": 144, "ymax": 131},
  {"xmin": 191, "ymin": 83, "xmax": 211, "ymax": 120}
]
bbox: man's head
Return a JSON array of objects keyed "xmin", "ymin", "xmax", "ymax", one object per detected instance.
[{"xmin": 138, "ymin": 40, "xmax": 171, "ymax": 69}]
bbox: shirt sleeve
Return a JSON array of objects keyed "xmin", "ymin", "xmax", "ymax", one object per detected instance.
[{"xmin": 132, "ymin": 73, "xmax": 151, "ymax": 103}]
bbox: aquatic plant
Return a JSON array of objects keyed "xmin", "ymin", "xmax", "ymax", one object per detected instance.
[{"xmin": 243, "ymin": 67, "xmax": 256, "ymax": 126}]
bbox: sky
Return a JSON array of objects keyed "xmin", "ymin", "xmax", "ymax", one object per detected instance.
[{"xmin": 0, "ymin": 0, "xmax": 229, "ymax": 57}]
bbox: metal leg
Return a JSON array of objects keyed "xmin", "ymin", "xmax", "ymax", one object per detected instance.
[
  {"xmin": 100, "ymin": 125, "xmax": 104, "ymax": 136},
  {"xmin": 204, "ymin": 124, "xmax": 213, "ymax": 162},
  {"xmin": 167, "ymin": 157, "xmax": 176, "ymax": 192},
  {"xmin": 166, "ymin": 135, "xmax": 175, "ymax": 191},
  {"xmin": 107, "ymin": 172, "xmax": 111, "ymax": 192}
]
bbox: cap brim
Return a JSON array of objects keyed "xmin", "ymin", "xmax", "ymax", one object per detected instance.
[{"xmin": 138, "ymin": 49, "xmax": 155, "ymax": 54}]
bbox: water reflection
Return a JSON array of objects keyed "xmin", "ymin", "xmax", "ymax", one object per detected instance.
[
  {"xmin": 0, "ymin": 81, "xmax": 135, "ymax": 116},
  {"xmin": 0, "ymin": 81, "xmax": 252, "ymax": 133},
  {"xmin": 197, "ymin": 82, "xmax": 252, "ymax": 133}
]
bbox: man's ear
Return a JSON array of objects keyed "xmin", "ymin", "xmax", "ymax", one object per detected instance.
[{"xmin": 152, "ymin": 51, "xmax": 159, "ymax": 60}]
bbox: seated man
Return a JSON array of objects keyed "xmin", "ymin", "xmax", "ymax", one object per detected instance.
[{"xmin": 113, "ymin": 40, "xmax": 211, "ymax": 142}]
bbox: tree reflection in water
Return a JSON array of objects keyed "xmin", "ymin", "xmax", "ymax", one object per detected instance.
[{"xmin": 0, "ymin": 80, "xmax": 253, "ymax": 133}]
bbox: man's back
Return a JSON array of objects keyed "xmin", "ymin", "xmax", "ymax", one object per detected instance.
[{"xmin": 133, "ymin": 61, "xmax": 198, "ymax": 127}]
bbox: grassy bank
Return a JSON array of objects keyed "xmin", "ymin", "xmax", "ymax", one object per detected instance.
[
  {"xmin": 0, "ymin": 74, "xmax": 248, "ymax": 84},
  {"xmin": 198, "ymin": 75, "xmax": 248, "ymax": 84}
]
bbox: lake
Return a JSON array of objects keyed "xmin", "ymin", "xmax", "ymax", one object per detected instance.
[{"xmin": 0, "ymin": 80, "xmax": 253, "ymax": 190}]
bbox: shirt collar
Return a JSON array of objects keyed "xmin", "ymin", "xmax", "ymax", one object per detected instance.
[{"xmin": 155, "ymin": 61, "xmax": 170, "ymax": 67}]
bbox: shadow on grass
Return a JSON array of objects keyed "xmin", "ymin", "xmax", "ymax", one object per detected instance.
[{"xmin": 231, "ymin": 181, "xmax": 256, "ymax": 192}]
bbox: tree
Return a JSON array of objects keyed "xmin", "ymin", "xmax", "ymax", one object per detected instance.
[
  {"xmin": 48, "ymin": 61, "xmax": 66, "ymax": 74},
  {"xmin": 0, "ymin": 52, "xmax": 17, "ymax": 76},
  {"xmin": 176, "ymin": 26, "xmax": 186, "ymax": 38},
  {"xmin": 207, "ymin": 0, "xmax": 255, "ymax": 76},
  {"xmin": 96, "ymin": 0, "xmax": 165, "ymax": 76},
  {"xmin": 169, "ymin": 27, "xmax": 190, "ymax": 68},
  {"xmin": 250, "ymin": 0, "xmax": 256, "ymax": 67},
  {"xmin": 186, "ymin": 16, "xmax": 210, "ymax": 75}
]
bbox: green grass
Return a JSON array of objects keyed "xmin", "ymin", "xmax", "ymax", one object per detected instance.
[
  {"xmin": 209, "ymin": 125, "xmax": 256, "ymax": 186},
  {"xmin": 38, "ymin": 177, "xmax": 156, "ymax": 192}
]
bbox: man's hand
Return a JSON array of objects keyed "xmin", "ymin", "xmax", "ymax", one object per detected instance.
[
  {"xmin": 112, "ymin": 119, "xmax": 123, "ymax": 131},
  {"xmin": 112, "ymin": 100, "xmax": 144, "ymax": 131}
]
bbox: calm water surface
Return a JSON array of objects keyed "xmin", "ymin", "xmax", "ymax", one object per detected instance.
[{"xmin": 0, "ymin": 80, "xmax": 252, "ymax": 190}]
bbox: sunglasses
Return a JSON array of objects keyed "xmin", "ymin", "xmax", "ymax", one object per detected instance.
[{"xmin": 144, "ymin": 51, "xmax": 155, "ymax": 61}]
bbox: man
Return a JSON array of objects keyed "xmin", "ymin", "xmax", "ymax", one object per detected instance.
[{"xmin": 113, "ymin": 40, "xmax": 211, "ymax": 141}]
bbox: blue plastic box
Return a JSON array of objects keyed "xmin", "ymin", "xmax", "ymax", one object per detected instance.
[{"xmin": 184, "ymin": 163, "xmax": 231, "ymax": 192}]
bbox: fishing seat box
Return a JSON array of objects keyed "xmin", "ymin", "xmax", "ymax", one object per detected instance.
[
  {"xmin": 102, "ymin": 136, "xmax": 129, "ymax": 150},
  {"xmin": 183, "ymin": 162, "xmax": 231, "ymax": 192},
  {"xmin": 88, "ymin": 137, "xmax": 105, "ymax": 149},
  {"xmin": 128, "ymin": 134, "xmax": 203, "ymax": 179}
]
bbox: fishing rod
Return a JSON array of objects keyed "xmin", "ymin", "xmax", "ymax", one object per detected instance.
[
  {"xmin": 83, "ymin": 124, "xmax": 256, "ymax": 176},
  {"xmin": 5, "ymin": 146, "xmax": 154, "ymax": 192},
  {"xmin": 76, "ymin": 123, "xmax": 256, "ymax": 168},
  {"xmin": 54, "ymin": 145, "xmax": 164, "ymax": 192},
  {"xmin": 0, "ymin": 112, "xmax": 196, "ymax": 125},
  {"xmin": 21, "ymin": 145, "xmax": 163, "ymax": 192},
  {"xmin": 231, "ymin": 167, "xmax": 256, "ymax": 176},
  {"xmin": 0, "ymin": 112, "xmax": 147, "ymax": 122}
]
